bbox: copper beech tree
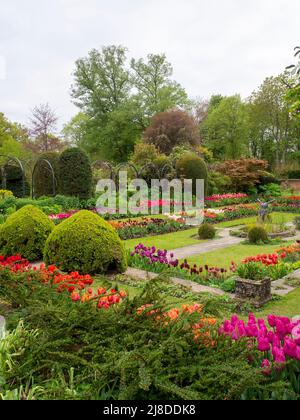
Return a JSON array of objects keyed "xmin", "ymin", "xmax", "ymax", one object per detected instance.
[{"xmin": 143, "ymin": 109, "xmax": 200, "ymax": 155}]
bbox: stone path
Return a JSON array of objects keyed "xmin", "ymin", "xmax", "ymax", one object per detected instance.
[
  {"xmin": 169, "ymin": 228, "xmax": 242, "ymax": 260},
  {"xmin": 126, "ymin": 267, "xmax": 227, "ymax": 296},
  {"xmin": 169, "ymin": 227, "xmax": 300, "ymax": 261},
  {"xmin": 272, "ymin": 269, "xmax": 300, "ymax": 296}
]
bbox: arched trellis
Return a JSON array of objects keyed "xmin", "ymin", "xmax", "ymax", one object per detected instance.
[
  {"xmin": 138, "ymin": 162, "xmax": 159, "ymax": 179},
  {"xmin": 0, "ymin": 155, "xmax": 26, "ymax": 197},
  {"xmin": 115, "ymin": 163, "xmax": 139, "ymax": 179},
  {"xmin": 31, "ymin": 159, "xmax": 57, "ymax": 199},
  {"xmin": 159, "ymin": 162, "xmax": 176, "ymax": 179},
  {"xmin": 92, "ymin": 160, "xmax": 114, "ymax": 180}
]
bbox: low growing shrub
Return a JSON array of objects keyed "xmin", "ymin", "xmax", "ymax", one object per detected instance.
[
  {"xmin": 248, "ymin": 225, "xmax": 269, "ymax": 244},
  {"xmin": 198, "ymin": 224, "xmax": 216, "ymax": 240}
]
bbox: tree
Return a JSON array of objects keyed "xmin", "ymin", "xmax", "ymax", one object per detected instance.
[
  {"xmin": 200, "ymin": 95, "xmax": 250, "ymax": 160},
  {"xmin": 71, "ymin": 45, "xmax": 130, "ymax": 118},
  {"xmin": 69, "ymin": 46, "xmax": 190, "ymax": 161},
  {"xmin": 62, "ymin": 112, "xmax": 90, "ymax": 147},
  {"xmin": 248, "ymin": 75, "xmax": 300, "ymax": 167},
  {"xmin": 131, "ymin": 54, "xmax": 189, "ymax": 127},
  {"xmin": 143, "ymin": 109, "xmax": 200, "ymax": 155},
  {"xmin": 0, "ymin": 113, "xmax": 31, "ymax": 165},
  {"xmin": 286, "ymin": 47, "xmax": 300, "ymax": 119},
  {"xmin": 29, "ymin": 103, "xmax": 62, "ymax": 152}
]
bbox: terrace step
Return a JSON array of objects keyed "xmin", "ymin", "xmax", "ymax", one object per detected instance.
[{"xmin": 125, "ymin": 267, "xmax": 227, "ymax": 296}]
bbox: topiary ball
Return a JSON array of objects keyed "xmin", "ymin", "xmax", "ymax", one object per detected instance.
[
  {"xmin": 44, "ymin": 210, "xmax": 127, "ymax": 275},
  {"xmin": 0, "ymin": 205, "xmax": 54, "ymax": 261},
  {"xmin": 198, "ymin": 223, "xmax": 216, "ymax": 240},
  {"xmin": 248, "ymin": 225, "xmax": 268, "ymax": 244}
]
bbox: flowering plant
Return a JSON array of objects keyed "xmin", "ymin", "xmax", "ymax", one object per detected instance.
[
  {"xmin": 219, "ymin": 313, "xmax": 300, "ymax": 374},
  {"xmin": 0, "ymin": 255, "xmax": 31, "ymax": 273},
  {"xmin": 137, "ymin": 302, "xmax": 216, "ymax": 342}
]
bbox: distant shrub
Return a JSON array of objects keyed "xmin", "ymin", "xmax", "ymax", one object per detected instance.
[
  {"xmin": 198, "ymin": 223, "xmax": 216, "ymax": 239},
  {"xmin": 58, "ymin": 148, "xmax": 93, "ymax": 199},
  {"xmin": 0, "ymin": 165, "xmax": 30, "ymax": 198},
  {"xmin": 33, "ymin": 152, "xmax": 60, "ymax": 198},
  {"xmin": 248, "ymin": 225, "xmax": 268, "ymax": 244},
  {"xmin": 176, "ymin": 153, "xmax": 208, "ymax": 195},
  {"xmin": 0, "ymin": 190, "xmax": 13, "ymax": 200}
]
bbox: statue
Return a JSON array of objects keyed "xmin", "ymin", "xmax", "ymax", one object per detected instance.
[{"xmin": 257, "ymin": 198, "xmax": 275, "ymax": 223}]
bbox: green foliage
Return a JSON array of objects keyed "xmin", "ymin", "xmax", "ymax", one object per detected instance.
[
  {"xmin": 176, "ymin": 152, "xmax": 208, "ymax": 195},
  {"xmin": 259, "ymin": 183, "xmax": 282, "ymax": 198},
  {"xmin": 248, "ymin": 225, "xmax": 269, "ymax": 244},
  {"xmin": 198, "ymin": 224, "xmax": 216, "ymax": 240},
  {"xmin": 207, "ymin": 171, "xmax": 232, "ymax": 195},
  {"xmin": 0, "ymin": 165, "xmax": 30, "ymax": 198},
  {"xmin": 201, "ymin": 95, "xmax": 250, "ymax": 160},
  {"xmin": 33, "ymin": 152, "xmax": 60, "ymax": 198},
  {"xmin": 58, "ymin": 148, "xmax": 93, "ymax": 199},
  {"xmin": 0, "ymin": 205, "xmax": 54, "ymax": 261},
  {"xmin": 44, "ymin": 210, "xmax": 127, "ymax": 274},
  {"xmin": 1, "ymin": 272, "xmax": 296, "ymax": 401}
]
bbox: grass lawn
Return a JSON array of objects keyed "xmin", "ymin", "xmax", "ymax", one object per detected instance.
[
  {"xmin": 216, "ymin": 212, "xmax": 299, "ymax": 228},
  {"xmin": 254, "ymin": 289, "xmax": 300, "ymax": 318},
  {"xmin": 184, "ymin": 241, "xmax": 294, "ymax": 269},
  {"xmin": 124, "ymin": 227, "xmax": 202, "ymax": 250},
  {"xmin": 124, "ymin": 212, "xmax": 299, "ymax": 252}
]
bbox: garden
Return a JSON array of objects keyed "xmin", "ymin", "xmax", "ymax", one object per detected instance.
[{"xmin": 0, "ymin": 44, "xmax": 300, "ymax": 401}]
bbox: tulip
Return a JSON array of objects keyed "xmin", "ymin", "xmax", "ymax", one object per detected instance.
[
  {"xmin": 258, "ymin": 337, "xmax": 270, "ymax": 352},
  {"xmin": 261, "ymin": 359, "xmax": 271, "ymax": 376}
]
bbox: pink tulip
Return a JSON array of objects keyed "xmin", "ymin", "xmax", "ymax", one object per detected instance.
[
  {"xmin": 258, "ymin": 337, "xmax": 270, "ymax": 352},
  {"xmin": 268, "ymin": 315, "xmax": 277, "ymax": 328},
  {"xmin": 261, "ymin": 359, "xmax": 271, "ymax": 376},
  {"xmin": 283, "ymin": 338, "xmax": 297, "ymax": 359},
  {"xmin": 272, "ymin": 347, "xmax": 286, "ymax": 364}
]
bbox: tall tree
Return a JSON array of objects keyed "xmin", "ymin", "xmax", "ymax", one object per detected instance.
[
  {"xmin": 71, "ymin": 45, "xmax": 131, "ymax": 118},
  {"xmin": 131, "ymin": 54, "xmax": 189, "ymax": 127},
  {"xmin": 29, "ymin": 103, "xmax": 61, "ymax": 152},
  {"xmin": 201, "ymin": 95, "xmax": 250, "ymax": 160},
  {"xmin": 143, "ymin": 109, "xmax": 200, "ymax": 155},
  {"xmin": 248, "ymin": 75, "xmax": 300, "ymax": 167}
]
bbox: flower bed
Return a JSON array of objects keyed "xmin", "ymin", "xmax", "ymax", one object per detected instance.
[
  {"xmin": 0, "ymin": 256, "xmax": 127, "ymax": 310},
  {"xmin": 128, "ymin": 244, "xmax": 234, "ymax": 290},
  {"xmin": 109, "ymin": 217, "xmax": 187, "ymax": 240},
  {"xmin": 220, "ymin": 314, "xmax": 300, "ymax": 369},
  {"xmin": 205, "ymin": 193, "xmax": 251, "ymax": 208}
]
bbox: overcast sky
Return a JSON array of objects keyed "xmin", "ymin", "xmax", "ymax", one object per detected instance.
[{"xmin": 0, "ymin": 0, "xmax": 299, "ymax": 129}]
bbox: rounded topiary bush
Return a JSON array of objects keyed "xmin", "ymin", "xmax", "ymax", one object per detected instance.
[
  {"xmin": 58, "ymin": 148, "xmax": 93, "ymax": 199},
  {"xmin": 44, "ymin": 210, "xmax": 127, "ymax": 274},
  {"xmin": 248, "ymin": 225, "xmax": 268, "ymax": 244},
  {"xmin": 0, "ymin": 205, "xmax": 54, "ymax": 261},
  {"xmin": 198, "ymin": 223, "xmax": 216, "ymax": 240},
  {"xmin": 176, "ymin": 153, "xmax": 208, "ymax": 195}
]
